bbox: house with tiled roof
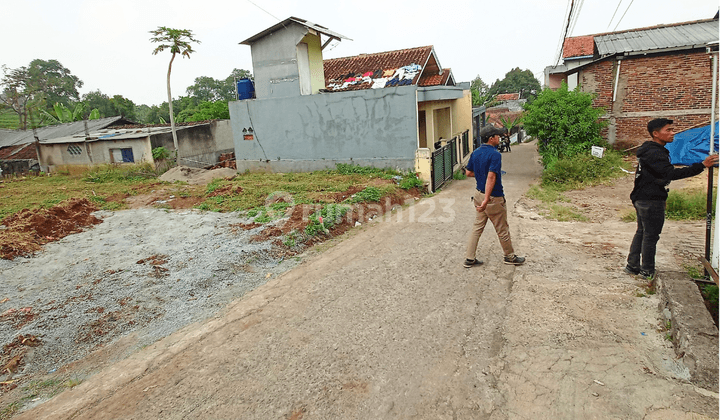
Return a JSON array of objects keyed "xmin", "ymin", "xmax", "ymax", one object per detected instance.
[
  {"xmin": 229, "ymin": 17, "xmax": 472, "ymax": 191},
  {"xmin": 543, "ymin": 15, "xmax": 719, "ymax": 147},
  {"xmin": 495, "ymin": 93, "xmax": 520, "ymax": 102}
]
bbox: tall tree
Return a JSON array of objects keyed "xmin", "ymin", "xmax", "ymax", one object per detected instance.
[
  {"xmin": 186, "ymin": 76, "xmax": 223, "ymax": 102},
  {"xmin": 185, "ymin": 69, "xmax": 253, "ymax": 103},
  {"xmin": 150, "ymin": 27, "xmax": 200, "ymax": 165},
  {"xmin": 110, "ymin": 95, "xmax": 137, "ymax": 120},
  {"xmin": 82, "ymin": 90, "xmax": 116, "ymax": 117},
  {"xmin": 489, "ymin": 68, "xmax": 541, "ymax": 99},
  {"xmin": 470, "ymin": 75, "xmax": 497, "ymax": 107},
  {"xmin": 1, "ymin": 60, "xmax": 82, "ymax": 129},
  {"xmin": 26, "ymin": 59, "xmax": 83, "ymax": 108}
]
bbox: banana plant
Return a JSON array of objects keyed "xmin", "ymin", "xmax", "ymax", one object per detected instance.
[
  {"xmin": 499, "ymin": 114, "xmax": 522, "ymax": 134},
  {"xmin": 41, "ymin": 102, "xmax": 100, "ymax": 124}
]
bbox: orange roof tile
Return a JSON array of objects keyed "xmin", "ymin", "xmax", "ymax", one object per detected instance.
[
  {"xmin": 496, "ymin": 93, "xmax": 520, "ymax": 101},
  {"xmin": 418, "ymin": 68, "xmax": 453, "ymax": 87},
  {"xmin": 562, "ymin": 35, "xmax": 595, "ymax": 58},
  {"xmin": 324, "ymin": 46, "xmax": 434, "ymax": 91}
]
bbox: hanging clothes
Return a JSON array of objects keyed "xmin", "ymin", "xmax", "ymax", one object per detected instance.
[{"xmin": 372, "ymin": 78, "xmax": 388, "ymax": 89}]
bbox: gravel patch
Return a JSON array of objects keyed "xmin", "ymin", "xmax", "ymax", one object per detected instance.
[{"xmin": 0, "ymin": 208, "xmax": 297, "ymax": 377}]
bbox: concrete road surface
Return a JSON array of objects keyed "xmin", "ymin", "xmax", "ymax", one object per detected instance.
[{"xmin": 19, "ymin": 142, "xmax": 718, "ymax": 419}]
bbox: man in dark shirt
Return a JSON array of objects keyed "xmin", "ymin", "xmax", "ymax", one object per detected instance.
[
  {"xmin": 625, "ymin": 118, "xmax": 718, "ymax": 278},
  {"xmin": 463, "ymin": 125, "xmax": 525, "ymax": 268}
]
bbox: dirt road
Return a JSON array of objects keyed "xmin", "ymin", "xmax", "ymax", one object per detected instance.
[{"xmin": 18, "ymin": 143, "xmax": 718, "ymax": 419}]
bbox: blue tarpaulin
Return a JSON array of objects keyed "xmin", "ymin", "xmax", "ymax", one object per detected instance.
[{"xmin": 666, "ymin": 122, "xmax": 719, "ymax": 166}]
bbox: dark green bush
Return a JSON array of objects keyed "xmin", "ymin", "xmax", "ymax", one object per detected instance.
[{"xmin": 523, "ymin": 82, "xmax": 606, "ymax": 167}]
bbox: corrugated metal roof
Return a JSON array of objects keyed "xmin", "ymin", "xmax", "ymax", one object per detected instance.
[
  {"xmin": 39, "ymin": 125, "xmax": 194, "ymax": 145},
  {"xmin": 0, "ymin": 116, "xmax": 132, "ymax": 148},
  {"xmin": 595, "ymin": 19, "xmax": 718, "ymax": 57},
  {"xmin": 240, "ymin": 16, "xmax": 350, "ymax": 45}
]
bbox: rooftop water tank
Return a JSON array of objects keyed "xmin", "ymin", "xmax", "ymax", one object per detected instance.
[{"xmin": 236, "ymin": 78, "xmax": 255, "ymax": 100}]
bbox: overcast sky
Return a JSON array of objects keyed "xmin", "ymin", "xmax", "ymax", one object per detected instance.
[{"xmin": 2, "ymin": 0, "xmax": 716, "ymax": 106}]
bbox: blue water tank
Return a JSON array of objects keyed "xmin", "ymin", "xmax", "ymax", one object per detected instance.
[{"xmin": 236, "ymin": 78, "xmax": 255, "ymax": 100}]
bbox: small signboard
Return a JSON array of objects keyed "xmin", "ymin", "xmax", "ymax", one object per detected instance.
[
  {"xmin": 243, "ymin": 134, "xmax": 254, "ymax": 141},
  {"xmin": 591, "ymin": 146, "xmax": 605, "ymax": 158}
]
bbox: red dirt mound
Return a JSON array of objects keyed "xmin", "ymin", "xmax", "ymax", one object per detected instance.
[{"xmin": 0, "ymin": 198, "xmax": 102, "ymax": 260}]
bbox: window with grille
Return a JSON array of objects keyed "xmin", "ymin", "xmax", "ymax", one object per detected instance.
[{"xmin": 67, "ymin": 145, "xmax": 82, "ymax": 155}]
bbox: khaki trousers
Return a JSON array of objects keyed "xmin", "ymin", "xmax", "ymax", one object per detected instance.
[{"xmin": 465, "ymin": 191, "xmax": 514, "ymax": 260}]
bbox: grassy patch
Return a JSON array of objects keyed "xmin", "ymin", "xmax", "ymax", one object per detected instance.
[
  {"xmin": 526, "ymin": 149, "xmax": 630, "ymax": 222},
  {"xmin": 526, "ymin": 184, "xmax": 569, "ymax": 203},
  {"xmin": 666, "ymin": 188, "xmax": 715, "ymax": 221},
  {"xmin": 0, "ymin": 164, "xmax": 161, "ymax": 222},
  {"xmin": 620, "ymin": 208, "xmax": 637, "ymax": 223},
  {"xmin": 546, "ymin": 204, "xmax": 588, "ymax": 222},
  {"xmin": 541, "ymin": 149, "xmax": 630, "ymax": 189}
]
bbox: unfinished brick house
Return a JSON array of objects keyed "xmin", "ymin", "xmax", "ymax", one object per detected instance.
[{"xmin": 544, "ymin": 15, "xmax": 719, "ymax": 148}]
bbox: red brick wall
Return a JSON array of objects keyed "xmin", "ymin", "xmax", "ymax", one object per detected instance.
[
  {"xmin": 579, "ymin": 50, "xmax": 715, "ymax": 149},
  {"xmin": 620, "ymin": 52, "xmax": 714, "ymax": 112}
]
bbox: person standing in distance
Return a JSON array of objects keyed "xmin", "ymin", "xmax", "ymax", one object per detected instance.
[
  {"xmin": 625, "ymin": 118, "xmax": 719, "ymax": 278},
  {"xmin": 463, "ymin": 125, "xmax": 525, "ymax": 268}
]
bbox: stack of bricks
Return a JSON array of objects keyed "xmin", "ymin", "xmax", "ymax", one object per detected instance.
[{"xmin": 218, "ymin": 153, "xmax": 236, "ymax": 169}]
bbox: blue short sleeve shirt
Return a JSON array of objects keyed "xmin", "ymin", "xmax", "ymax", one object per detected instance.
[{"xmin": 466, "ymin": 144, "xmax": 504, "ymax": 197}]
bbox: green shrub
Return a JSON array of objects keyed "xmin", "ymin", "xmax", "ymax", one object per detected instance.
[
  {"xmin": 453, "ymin": 170, "xmax": 466, "ymax": 180},
  {"xmin": 523, "ymin": 82, "xmax": 606, "ymax": 167},
  {"xmin": 305, "ymin": 204, "xmax": 349, "ymax": 236},
  {"xmin": 400, "ymin": 173, "xmax": 424, "ymax": 190},
  {"xmin": 152, "ymin": 146, "xmax": 171, "ymax": 161},
  {"xmin": 351, "ymin": 186, "xmax": 382, "ymax": 203}
]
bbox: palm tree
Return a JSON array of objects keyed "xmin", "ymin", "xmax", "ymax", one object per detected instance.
[{"xmin": 149, "ymin": 27, "xmax": 200, "ymax": 166}]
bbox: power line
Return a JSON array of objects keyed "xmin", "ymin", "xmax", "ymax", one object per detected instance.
[
  {"xmin": 568, "ymin": 0, "xmax": 586, "ymax": 36},
  {"xmin": 552, "ymin": 0, "xmax": 573, "ymax": 67},
  {"xmin": 607, "ymin": 0, "xmax": 624, "ymax": 30},
  {"xmin": 613, "ymin": 0, "xmax": 635, "ymax": 31},
  {"xmin": 555, "ymin": 0, "xmax": 576, "ymax": 66},
  {"xmin": 245, "ymin": 0, "xmax": 281, "ymax": 22}
]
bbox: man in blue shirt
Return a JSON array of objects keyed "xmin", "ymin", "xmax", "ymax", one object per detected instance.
[{"xmin": 463, "ymin": 125, "xmax": 525, "ymax": 267}]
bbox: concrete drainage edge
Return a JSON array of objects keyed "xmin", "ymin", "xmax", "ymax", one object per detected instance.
[{"xmin": 655, "ymin": 271, "xmax": 719, "ymax": 391}]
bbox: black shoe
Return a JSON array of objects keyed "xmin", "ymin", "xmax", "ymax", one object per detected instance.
[
  {"xmin": 624, "ymin": 265, "xmax": 640, "ymax": 275},
  {"xmin": 639, "ymin": 270, "xmax": 655, "ymax": 280},
  {"xmin": 463, "ymin": 258, "xmax": 484, "ymax": 268},
  {"xmin": 503, "ymin": 255, "xmax": 525, "ymax": 265}
]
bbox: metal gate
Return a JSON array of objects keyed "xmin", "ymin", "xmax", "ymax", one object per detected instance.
[{"xmin": 431, "ymin": 137, "xmax": 457, "ymax": 192}]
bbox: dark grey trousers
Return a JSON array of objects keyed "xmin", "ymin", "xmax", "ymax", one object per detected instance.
[{"xmin": 627, "ymin": 200, "xmax": 666, "ymax": 273}]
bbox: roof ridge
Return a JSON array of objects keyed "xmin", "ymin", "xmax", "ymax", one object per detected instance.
[
  {"xmin": 568, "ymin": 17, "xmax": 717, "ymax": 40},
  {"xmin": 324, "ymin": 45, "xmax": 433, "ymax": 62}
]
